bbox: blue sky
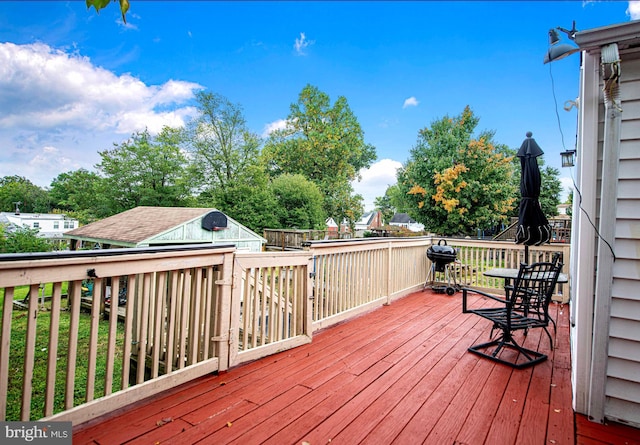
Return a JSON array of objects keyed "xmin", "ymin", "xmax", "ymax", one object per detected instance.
[{"xmin": 1, "ymin": 1, "xmax": 639, "ymax": 211}]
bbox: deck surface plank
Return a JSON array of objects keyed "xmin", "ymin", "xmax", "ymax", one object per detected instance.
[{"xmin": 72, "ymin": 289, "xmax": 639, "ymax": 445}]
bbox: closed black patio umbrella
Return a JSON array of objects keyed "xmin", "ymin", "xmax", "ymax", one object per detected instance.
[{"xmin": 515, "ymin": 132, "xmax": 551, "ymax": 262}]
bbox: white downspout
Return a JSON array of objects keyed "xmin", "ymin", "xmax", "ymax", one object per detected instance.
[
  {"xmin": 571, "ymin": 50, "xmax": 599, "ymax": 415},
  {"xmin": 588, "ymin": 43, "xmax": 622, "ymax": 423}
]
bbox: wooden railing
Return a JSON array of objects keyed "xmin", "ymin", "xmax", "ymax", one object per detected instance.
[
  {"xmin": 307, "ymin": 238, "xmax": 429, "ymax": 330},
  {"xmin": 0, "ymin": 237, "xmax": 571, "ymax": 425},
  {"xmin": 229, "ymin": 251, "xmax": 314, "ymax": 367},
  {"xmin": 437, "ymin": 238, "xmax": 570, "ymax": 300},
  {"xmin": 0, "ymin": 245, "xmax": 234, "ymax": 424}
]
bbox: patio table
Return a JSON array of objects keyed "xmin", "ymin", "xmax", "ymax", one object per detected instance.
[{"xmin": 484, "ymin": 268, "xmax": 568, "ymax": 284}]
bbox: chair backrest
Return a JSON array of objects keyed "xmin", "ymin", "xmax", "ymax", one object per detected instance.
[{"xmin": 508, "ymin": 260, "xmax": 563, "ymax": 321}]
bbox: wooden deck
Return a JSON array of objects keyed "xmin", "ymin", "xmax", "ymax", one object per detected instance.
[{"xmin": 73, "ymin": 289, "xmax": 639, "ymax": 445}]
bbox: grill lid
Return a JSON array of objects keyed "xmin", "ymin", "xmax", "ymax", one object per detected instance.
[{"xmin": 427, "ymin": 239, "xmax": 456, "ymax": 263}]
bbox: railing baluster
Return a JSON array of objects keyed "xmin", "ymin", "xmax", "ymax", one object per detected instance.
[
  {"xmin": 45, "ymin": 282, "xmax": 62, "ymax": 416},
  {"xmin": 0, "ymin": 287, "xmax": 15, "ymax": 420},
  {"xmin": 65, "ymin": 280, "xmax": 81, "ymax": 410},
  {"xmin": 121, "ymin": 274, "xmax": 135, "ymax": 389},
  {"xmin": 20, "ymin": 284, "xmax": 39, "ymax": 420},
  {"xmin": 86, "ymin": 277, "xmax": 102, "ymax": 402},
  {"xmin": 104, "ymin": 277, "xmax": 119, "ymax": 396}
]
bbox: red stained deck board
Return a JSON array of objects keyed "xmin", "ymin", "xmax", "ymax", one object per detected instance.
[
  {"xmin": 226, "ymin": 372, "xmax": 359, "ymax": 445},
  {"xmin": 337, "ymin": 322, "xmax": 483, "ymax": 444},
  {"xmin": 125, "ymin": 418, "xmax": 192, "ymax": 445},
  {"xmin": 263, "ymin": 360, "xmax": 397, "ymax": 445},
  {"xmin": 422, "ymin": 359, "xmax": 493, "ymax": 444},
  {"xmin": 357, "ymin": 315, "xmax": 488, "ymax": 445},
  {"xmin": 576, "ymin": 414, "xmax": 640, "ymax": 445},
  {"xmin": 547, "ymin": 367, "xmax": 575, "ymax": 444},
  {"xmin": 71, "ymin": 289, "xmax": 640, "ymax": 445},
  {"xmin": 515, "ymin": 344, "xmax": 554, "ymax": 444},
  {"xmin": 454, "ymin": 363, "xmax": 513, "ymax": 445},
  {"xmin": 388, "ymin": 348, "xmax": 485, "ymax": 444},
  {"xmin": 184, "ymin": 385, "xmax": 311, "ymax": 444}
]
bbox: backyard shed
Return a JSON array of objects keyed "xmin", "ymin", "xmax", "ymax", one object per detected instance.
[
  {"xmin": 569, "ymin": 19, "xmax": 640, "ymax": 428},
  {"xmin": 64, "ymin": 206, "xmax": 265, "ymax": 252}
]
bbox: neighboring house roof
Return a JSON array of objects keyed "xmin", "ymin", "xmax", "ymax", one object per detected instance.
[
  {"xmin": 388, "ymin": 213, "xmax": 425, "ymax": 232},
  {"xmin": 389, "ymin": 213, "xmax": 416, "ymax": 224},
  {"xmin": 355, "ymin": 211, "xmax": 375, "ymax": 227},
  {"xmin": 325, "ymin": 217, "xmax": 338, "ymax": 229},
  {"xmin": 64, "ymin": 206, "xmax": 266, "ymax": 250},
  {"xmin": 0, "ymin": 213, "xmax": 14, "ymax": 231}
]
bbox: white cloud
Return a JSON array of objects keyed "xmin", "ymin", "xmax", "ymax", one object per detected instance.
[
  {"xmin": 262, "ymin": 119, "xmax": 288, "ymax": 137},
  {"xmin": 0, "ymin": 42, "xmax": 204, "ymax": 187},
  {"xmin": 352, "ymin": 159, "xmax": 403, "ymax": 211},
  {"xmin": 559, "ymin": 176, "xmax": 573, "ymax": 202},
  {"xmin": 627, "ymin": 1, "xmax": 640, "ymax": 19},
  {"xmin": 0, "ymin": 42, "xmax": 202, "ymax": 133},
  {"xmin": 294, "ymin": 32, "xmax": 314, "ymax": 56},
  {"xmin": 403, "ymin": 96, "xmax": 419, "ymax": 108}
]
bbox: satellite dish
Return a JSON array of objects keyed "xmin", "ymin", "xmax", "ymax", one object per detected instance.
[{"xmin": 201, "ymin": 211, "xmax": 228, "ymax": 231}]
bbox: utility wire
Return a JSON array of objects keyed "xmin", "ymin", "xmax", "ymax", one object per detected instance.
[{"xmin": 548, "ymin": 63, "xmax": 616, "ymax": 260}]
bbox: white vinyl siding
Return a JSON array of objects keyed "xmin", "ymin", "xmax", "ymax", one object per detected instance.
[{"xmin": 605, "ymin": 53, "xmax": 640, "ymax": 425}]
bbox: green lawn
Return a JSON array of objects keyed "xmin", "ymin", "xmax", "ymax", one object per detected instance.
[{"xmin": 1, "ymin": 287, "xmax": 125, "ymax": 421}]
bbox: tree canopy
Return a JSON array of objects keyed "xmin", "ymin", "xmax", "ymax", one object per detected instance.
[
  {"xmin": 187, "ymin": 92, "xmax": 262, "ymax": 195},
  {"xmin": 0, "ymin": 176, "xmax": 50, "ymax": 214},
  {"xmin": 0, "ymin": 225, "xmax": 54, "ymax": 253},
  {"xmin": 398, "ymin": 106, "xmax": 517, "ymax": 236},
  {"xmin": 96, "ymin": 127, "xmax": 194, "ymax": 214},
  {"xmin": 374, "ymin": 184, "xmax": 412, "ymax": 225},
  {"xmin": 263, "ymin": 84, "xmax": 375, "ymax": 225},
  {"xmin": 271, "ymin": 174, "xmax": 326, "ymax": 230}
]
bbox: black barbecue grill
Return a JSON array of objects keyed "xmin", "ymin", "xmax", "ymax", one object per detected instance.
[{"xmin": 424, "ymin": 239, "xmax": 460, "ymax": 295}]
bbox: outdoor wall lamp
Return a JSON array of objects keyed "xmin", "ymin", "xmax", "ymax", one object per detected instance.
[
  {"xmin": 544, "ymin": 21, "xmax": 580, "ymax": 64},
  {"xmin": 561, "ymin": 149, "xmax": 576, "ymax": 167}
]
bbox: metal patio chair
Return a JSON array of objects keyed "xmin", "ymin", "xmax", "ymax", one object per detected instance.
[{"xmin": 462, "ymin": 260, "xmax": 563, "ymax": 369}]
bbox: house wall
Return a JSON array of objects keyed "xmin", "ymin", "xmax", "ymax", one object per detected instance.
[
  {"xmin": 603, "ymin": 53, "xmax": 640, "ymax": 425},
  {"xmin": 2, "ymin": 213, "xmax": 78, "ymax": 238},
  {"xmin": 572, "ymin": 44, "xmax": 640, "ymax": 427}
]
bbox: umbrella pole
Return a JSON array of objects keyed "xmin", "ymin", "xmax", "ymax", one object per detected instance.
[{"xmin": 524, "ymin": 245, "xmax": 529, "ymax": 265}]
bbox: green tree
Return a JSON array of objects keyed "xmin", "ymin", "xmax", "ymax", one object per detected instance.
[
  {"xmin": 96, "ymin": 127, "xmax": 192, "ymax": 215},
  {"xmin": 49, "ymin": 169, "xmax": 106, "ymax": 223},
  {"xmin": 565, "ymin": 190, "xmax": 573, "ymax": 217},
  {"xmin": 262, "ymin": 84, "xmax": 376, "ymax": 226},
  {"xmin": 539, "ymin": 165, "xmax": 562, "ymax": 218},
  {"xmin": 374, "ymin": 184, "xmax": 411, "ymax": 224},
  {"xmin": 204, "ymin": 165, "xmax": 279, "ymax": 234},
  {"xmin": 398, "ymin": 106, "xmax": 517, "ymax": 236},
  {"xmin": 187, "ymin": 92, "xmax": 262, "ymax": 196},
  {"xmin": 0, "ymin": 225, "xmax": 54, "ymax": 253},
  {"xmin": 270, "ymin": 174, "xmax": 325, "ymax": 230},
  {"xmin": 0, "ymin": 176, "xmax": 50, "ymax": 213},
  {"xmin": 185, "ymin": 91, "xmax": 278, "ymax": 231},
  {"xmin": 374, "ymin": 192, "xmax": 394, "ymax": 225}
]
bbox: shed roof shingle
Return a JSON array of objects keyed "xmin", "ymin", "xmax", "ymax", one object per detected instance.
[{"xmin": 65, "ymin": 207, "xmax": 216, "ymax": 245}]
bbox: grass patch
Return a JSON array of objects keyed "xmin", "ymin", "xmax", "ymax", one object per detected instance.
[{"xmin": 2, "ymin": 292, "xmax": 125, "ymax": 421}]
